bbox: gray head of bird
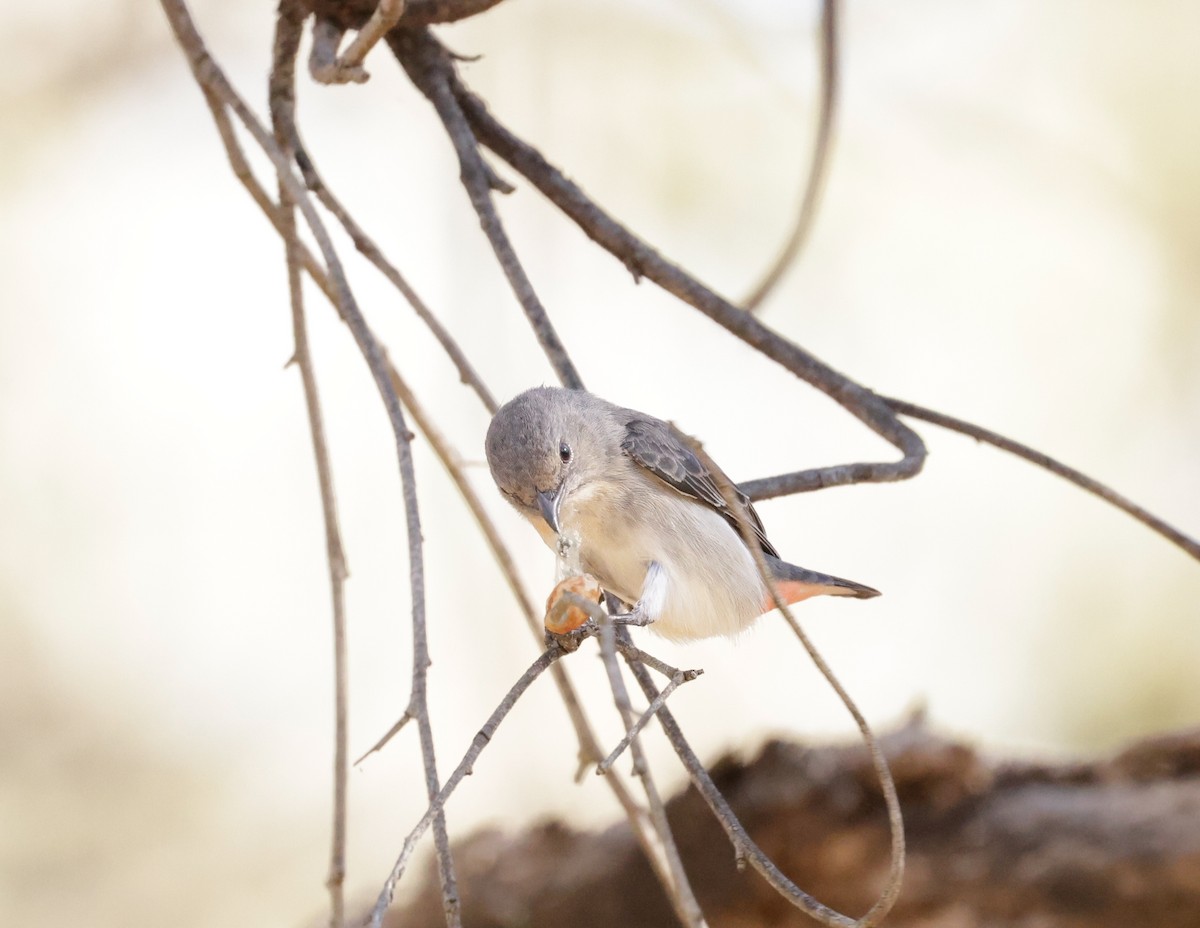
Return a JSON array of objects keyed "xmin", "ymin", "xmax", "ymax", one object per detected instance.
[{"xmin": 485, "ymin": 386, "xmax": 613, "ymax": 534}]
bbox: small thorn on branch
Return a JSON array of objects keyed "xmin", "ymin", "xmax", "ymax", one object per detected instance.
[
  {"xmin": 355, "ymin": 710, "xmax": 416, "ymax": 765},
  {"xmin": 596, "ymin": 667, "xmax": 702, "ymax": 775}
]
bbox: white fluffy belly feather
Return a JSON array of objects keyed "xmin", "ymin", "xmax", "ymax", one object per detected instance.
[{"xmin": 553, "ymin": 482, "xmax": 767, "ymax": 642}]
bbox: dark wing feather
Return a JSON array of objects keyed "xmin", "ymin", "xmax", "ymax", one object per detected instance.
[{"xmin": 621, "ymin": 418, "xmax": 778, "ymax": 558}]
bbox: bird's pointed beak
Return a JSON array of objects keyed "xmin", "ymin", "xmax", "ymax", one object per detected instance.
[{"xmin": 536, "ymin": 487, "xmax": 563, "ymax": 534}]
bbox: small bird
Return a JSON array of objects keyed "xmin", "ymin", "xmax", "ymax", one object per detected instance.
[{"xmin": 485, "ymin": 386, "xmax": 879, "ymax": 642}]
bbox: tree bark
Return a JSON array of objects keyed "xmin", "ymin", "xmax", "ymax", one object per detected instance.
[{"xmin": 387, "ymin": 719, "xmax": 1200, "ymax": 927}]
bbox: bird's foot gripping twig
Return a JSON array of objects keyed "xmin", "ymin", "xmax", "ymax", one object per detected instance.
[{"xmin": 610, "ymin": 610, "xmax": 656, "ymax": 628}]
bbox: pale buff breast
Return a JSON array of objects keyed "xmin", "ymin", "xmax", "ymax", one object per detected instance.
[{"xmin": 556, "ymin": 470, "xmax": 768, "ymax": 642}]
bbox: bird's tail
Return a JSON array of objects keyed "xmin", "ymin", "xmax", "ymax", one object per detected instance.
[{"xmin": 762, "ymin": 553, "xmax": 880, "ymax": 608}]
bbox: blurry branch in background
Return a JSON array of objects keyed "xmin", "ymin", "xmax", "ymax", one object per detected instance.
[
  {"xmin": 742, "ymin": 0, "xmax": 840, "ymax": 313},
  {"xmin": 157, "ymin": 1, "xmax": 1200, "ymax": 927}
]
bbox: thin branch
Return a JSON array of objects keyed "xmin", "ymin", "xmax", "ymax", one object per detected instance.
[
  {"xmin": 438, "ymin": 33, "xmax": 927, "ymax": 496},
  {"xmin": 742, "ymin": 0, "xmax": 839, "ymax": 312},
  {"xmin": 310, "ymin": 1, "xmax": 407, "ymax": 85},
  {"xmin": 598, "ymin": 619, "xmax": 709, "ymax": 928},
  {"xmin": 689, "ymin": 434, "xmax": 904, "ymax": 927},
  {"xmin": 194, "ymin": 85, "xmax": 342, "ymax": 306},
  {"xmin": 309, "ymin": 17, "xmax": 364, "ymax": 84},
  {"xmin": 615, "ymin": 639, "xmax": 699, "ymax": 681},
  {"xmin": 391, "ymin": 28, "xmax": 586, "ymax": 391},
  {"xmin": 160, "ymin": 4, "xmax": 460, "ymax": 924},
  {"xmin": 619, "ymin": 631, "xmax": 862, "ymax": 928},
  {"xmin": 271, "ymin": 6, "xmax": 350, "ymax": 926},
  {"xmin": 597, "ymin": 664, "xmax": 700, "ymax": 776},
  {"xmin": 355, "ymin": 709, "xmax": 415, "ymax": 765},
  {"xmin": 291, "ymin": 137, "xmax": 499, "ymax": 413},
  {"xmin": 367, "ymin": 641, "xmax": 569, "ymax": 928},
  {"xmin": 177, "ymin": 20, "xmax": 681, "ymax": 915},
  {"xmin": 884, "ymin": 395, "xmax": 1200, "ymax": 562}
]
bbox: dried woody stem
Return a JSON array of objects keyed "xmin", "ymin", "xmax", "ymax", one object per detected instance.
[
  {"xmin": 364, "ymin": 620, "xmax": 705, "ymax": 928},
  {"xmin": 618, "ymin": 631, "xmax": 855, "ymax": 928},
  {"xmin": 597, "ymin": 614, "xmax": 708, "ymax": 928},
  {"xmin": 687, "ymin": 434, "xmax": 905, "ymax": 927},
  {"xmin": 597, "ymin": 659, "xmax": 700, "ymax": 775},
  {"xmin": 390, "ymin": 28, "xmax": 585, "ymax": 391},
  {"xmin": 160, "ymin": 3, "xmax": 461, "ymax": 927},
  {"xmin": 883, "ymin": 396, "xmax": 1200, "ymax": 561},
  {"xmin": 743, "ymin": 0, "xmax": 840, "ymax": 312},
  {"xmin": 367, "ymin": 637, "xmax": 574, "ymax": 928},
  {"xmin": 280, "ymin": 24, "xmax": 717, "ymax": 922},
  {"xmin": 309, "ymin": 0, "xmax": 407, "ymax": 85},
  {"xmin": 169, "ymin": 9, "xmax": 703, "ymax": 923},
  {"xmin": 270, "ymin": 6, "xmax": 350, "ymax": 925},
  {"xmin": 289, "ymin": 144, "xmax": 499, "ymax": 413},
  {"xmin": 430, "ymin": 27, "xmax": 1200, "ymax": 561}
]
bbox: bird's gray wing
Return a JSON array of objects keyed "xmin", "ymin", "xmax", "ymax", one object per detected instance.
[{"xmin": 620, "ymin": 417, "xmax": 779, "ymax": 558}]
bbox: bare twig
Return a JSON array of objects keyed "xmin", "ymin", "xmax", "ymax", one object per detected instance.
[
  {"xmin": 175, "ymin": 14, "xmax": 686, "ymax": 915},
  {"xmin": 619, "ymin": 630, "xmax": 862, "ymax": 928},
  {"xmin": 598, "ymin": 618, "xmax": 709, "ymax": 928},
  {"xmin": 160, "ymin": 4, "xmax": 461, "ymax": 924},
  {"xmin": 688, "ymin": 434, "xmax": 904, "ymax": 927},
  {"xmin": 367, "ymin": 641, "xmax": 569, "ymax": 928},
  {"xmin": 309, "ymin": 17, "xmax": 365, "ymax": 84},
  {"xmin": 597, "ymin": 663, "xmax": 701, "ymax": 776},
  {"xmin": 193, "ymin": 84, "xmax": 342, "ymax": 305},
  {"xmin": 743, "ymin": 0, "xmax": 840, "ymax": 312},
  {"xmin": 437, "ymin": 33, "xmax": 928, "ymax": 495},
  {"xmin": 391, "ymin": 28, "xmax": 586, "ymax": 391},
  {"xmin": 290, "ymin": 140, "xmax": 499, "ymax": 412},
  {"xmin": 310, "ymin": 0, "xmax": 406, "ymax": 85},
  {"xmin": 271, "ymin": 6, "xmax": 350, "ymax": 925},
  {"xmin": 884, "ymin": 395, "xmax": 1200, "ymax": 562},
  {"xmin": 354, "ymin": 709, "xmax": 415, "ymax": 765}
]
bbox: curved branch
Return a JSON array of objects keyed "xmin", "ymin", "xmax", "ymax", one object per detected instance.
[
  {"xmin": 884, "ymin": 395, "xmax": 1200, "ymax": 562},
  {"xmin": 742, "ymin": 0, "xmax": 840, "ymax": 312},
  {"xmin": 429, "ymin": 32, "xmax": 925, "ymax": 493},
  {"xmin": 620, "ymin": 633, "xmax": 858, "ymax": 928},
  {"xmin": 689, "ymin": 434, "xmax": 904, "ymax": 926}
]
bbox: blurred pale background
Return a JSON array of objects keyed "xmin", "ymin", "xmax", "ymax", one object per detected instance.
[{"xmin": 2, "ymin": 1, "xmax": 1198, "ymax": 926}]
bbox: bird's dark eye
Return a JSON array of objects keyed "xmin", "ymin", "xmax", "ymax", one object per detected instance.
[{"xmin": 559, "ymin": 441, "xmax": 572, "ymax": 464}]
